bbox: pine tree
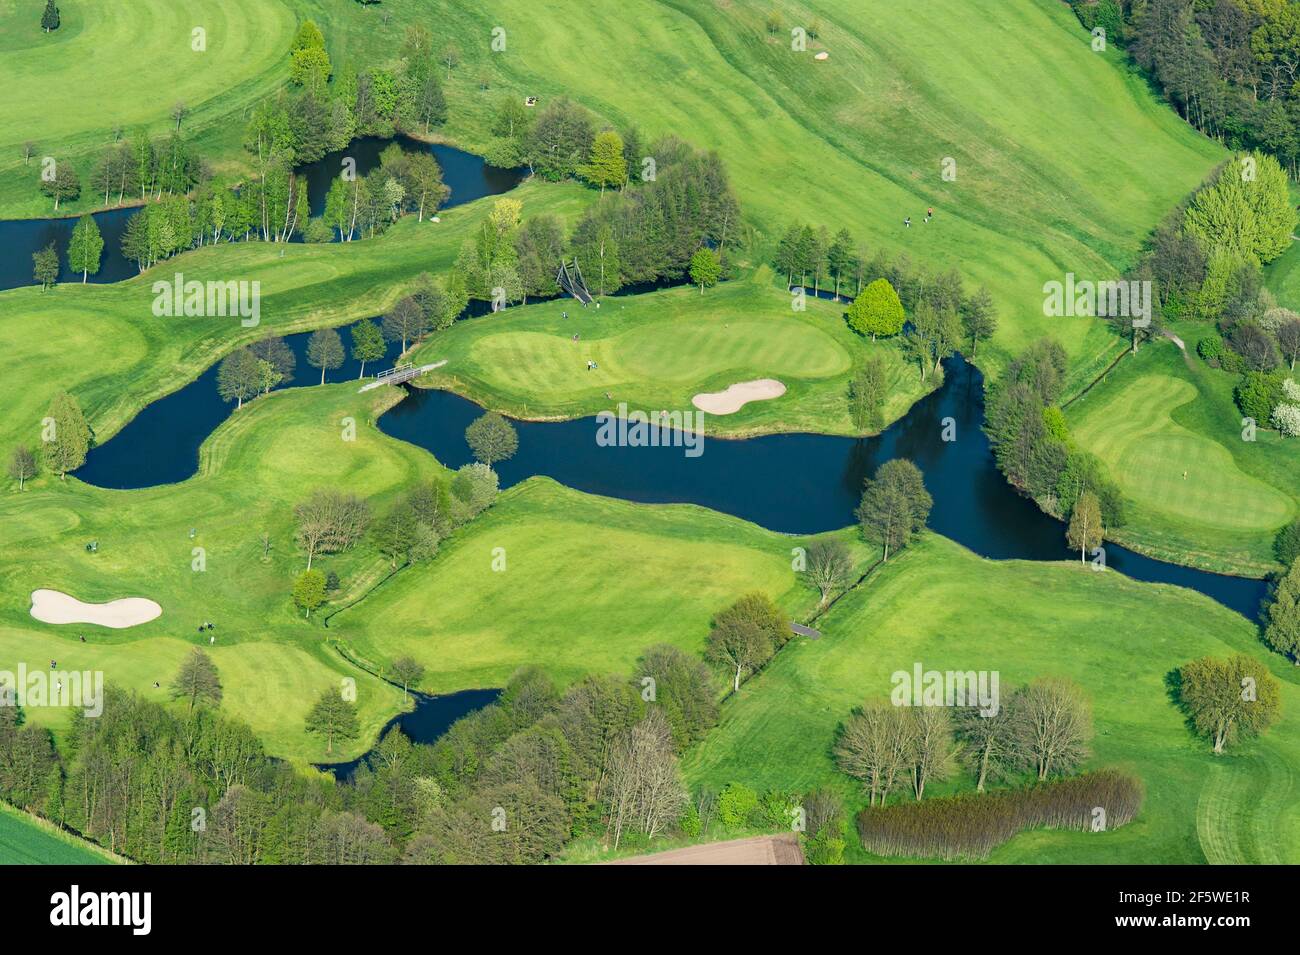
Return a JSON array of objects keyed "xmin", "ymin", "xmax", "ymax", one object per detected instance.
[{"xmin": 41, "ymin": 0, "xmax": 60, "ymax": 32}]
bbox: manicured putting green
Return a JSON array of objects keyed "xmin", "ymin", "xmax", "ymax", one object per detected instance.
[{"xmin": 1070, "ymin": 372, "xmax": 1292, "ymax": 533}]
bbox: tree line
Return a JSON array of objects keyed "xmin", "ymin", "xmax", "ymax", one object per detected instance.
[{"xmin": 1070, "ymin": 0, "xmax": 1300, "ymax": 179}]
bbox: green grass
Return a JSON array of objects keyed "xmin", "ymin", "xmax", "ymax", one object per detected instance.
[
  {"xmin": 0, "ymin": 801, "xmax": 118, "ymax": 864},
  {"xmin": 0, "ymin": 384, "xmax": 430, "ymax": 762},
  {"xmin": 683, "ymin": 534, "xmax": 1300, "ymax": 864},
  {"xmin": 1065, "ymin": 339, "xmax": 1299, "ymax": 576},
  {"xmin": 0, "ymin": 179, "xmax": 589, "ymax": 452},
  {"xmin": 413, "ymin": 269, "xmax": 934, "ymax": 435},
  {"xmin": 7, "ymin": 0, "xmax": 1224, "ymax": 387},
  {"xmin": 0, "ymin": 0, "xmax": 297, "ymax": 217},
  {"xmin": 391, "ymin": 0, "xmax": 1220, "ymax": 382},
  {"xmin": 332, "ymin": 478, "xmax": 861, "ymax": 692}
]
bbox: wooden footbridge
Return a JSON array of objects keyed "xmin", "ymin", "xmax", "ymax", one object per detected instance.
[
  {"xmin": 358, "ymin": 360, "xmax": 447, "ymax": 392},
  {"xmin": 556, "ymin": 258, "xmax": 593, "ymax": 305}
]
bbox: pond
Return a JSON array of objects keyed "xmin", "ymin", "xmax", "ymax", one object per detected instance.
[
  {"xmin": 379, "ymin": 353, "xmax": 1270, "ymax": 621},
  {"xmin": 78, "ymin": 338, "xmax": 1269, "ymax": 620},
  {"xmin": 318, "ymin": 687, "xmax": 502, "ymax": 782},
  {"xmin": 0, "ymin": 139, "xmax": 525, "ymax": 292}
]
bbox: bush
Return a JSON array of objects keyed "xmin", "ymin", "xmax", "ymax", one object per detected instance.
[
  {"xmin": 758, "ymin": 789, "xmax": 799, "ymax": 830},
  {"xmin": 1235, "ymin": 370, "xmax": 1285, "ymax": 423},
  {"xmin": 677, "ymin": 801, "xmax": 702, "ymax": 838},
  {"xmin": 1197, "ymin": 334, "xmax": 1224, "ymax": 364},
  {"xmin": 855, "ymin": 770, "xmax": 1142, "ymax": 860},
  {"xmin": 717, "ymin": 782, "xmax": 758, "ymax": 829},
  {"xmin": 804, "ymin": 817, "xmax": 846, "ymax": 865}
]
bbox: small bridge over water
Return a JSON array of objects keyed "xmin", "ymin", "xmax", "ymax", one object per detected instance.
[
  {"xmin": 556, "ymin": 258, "xmax": 593, "ymax": 305},
  {"xmin": 358, "ymin": 360, "xmax": 447, "ymax": 393}
]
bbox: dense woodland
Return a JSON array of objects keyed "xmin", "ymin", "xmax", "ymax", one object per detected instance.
[{"xmin": 1072, "ymin": 0, "xmax": 1300, "ymax": 177}]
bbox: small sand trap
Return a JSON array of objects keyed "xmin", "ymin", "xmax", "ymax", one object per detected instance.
[
  {"xmin": 691, "ymin": 379, "xmax": 787, "ymax": 415},
  {"xmin": 30, "ymin": 589, "xmax": 162, "ymax": 629}
]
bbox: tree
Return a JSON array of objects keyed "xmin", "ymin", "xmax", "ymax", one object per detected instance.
[
  {"xmin": 381, "ymin": 296, "xmax": 428, "ymax": 354},
  {"xmin": 170, "ymin": 648, "xmax": 223, "ymax": 716},
  {"xmin": 1263, "ymin": 559, "xmax": 1300, "ymax": 663},
  {"xmin": 581, "ymin": 130, "xmax": 627, "ymax": 194},
  {"xmin": 39, "ymin": 160, "xmax": 79, "ymax": 210},
  {"xmin": 441, "ymin": 42, "xmax": 461, "ymax": 78},
  {"xmin": 834, "ymin": 701, "xmax": 914, "ymax": 807},
  {"xmin": 294, "ymin": 490, "xmax": 371, "ymax": 569},
  {"xmin": 1066, "ymin": 489, "xmax": 1103, "ymax": 564},
  {"xmin": 705, "ymin": 592, "xmax": 787, "ymax": 692},
  {"xmin": 1178, "ymin": 655, "xmax": 1281, "ymax": 754},
  {"xmin": 41, "ymin": 0, "xmax": 59, "ymax": 32},
  {"xmin": 32, "ymin": 243, "xmax": 58, "ymax": 290},
  {"xmin": 216, "ymin": 348, "xmax": 261, "ymax": 409},
  {"xmin": 8, "ymin": 446, "xmax": 37, "ymax": 490},
  {"xmin": 465, "ymin": 412, "xmax": 519, "ymax": 469},
  {"xmin": 604, "ymin": 710, "xmax": 688, "ymax": 850},
  {"xmin": 1009, "ymin": 678, "xmax": 1093, "ymax": 780},
  {"xmin": 960, "ymin": 286, "xmax": 997, "ymax": 355},
  {"xmin": 251, "ymin": 337, "xmax": 296, "ymax": 383},
  {"xmin": 305, "ymin": 687, "xmax": 360, "ymax": 754},
  {"xmin": 1183, "ymin": 152, "xmax": 1295, "ymax": 266},
  {"xmin": 390, "ymin": 657, "xmax": 425, "ymax": 700},
  {"xmin": 350, "ymin": 320, "xmax": 386, "ymax": 379},
  {"xmin": 306, "ymin": 327, "xmax": 345, "ymax": 384},
  {"xmin": 846, "ymin": 278, "xmax": 906, "ymax": 339},
  {"xmin": 954, "ymin": 703, "xmax": 1015, "ymax": 792},
  {"xmin": 42, "ymin": 391, "xmax": 90, "ymax": 479},
  {"xmin": 67, "ymin": 215, "xmax": 104, "ymax": 282},
  {"xmin": 1277, "ymin": 319, "xmax": 1300, "ymax": 371},
  {"xmin": 1276, "ymin": 518, "xmax": 1300, "ymax": 567},
  {"xmin": 689, "ymin": 247, "xmax": 722, "ymax": 293},
  {"xmin": 293, "ymin": 569, "xmax": 327, "ymax": 618},
  {"xmin": 856, "ymin": 458, "xmax": 932, "ymax": 560},
  {"xmin": 848, "ymin": 355, "xmax": 888, "ymax": 431},
  {"xmin": 802, "ymin": 538, "xmax": 852, "ymax": 607},
  {"xmin": 908, "ymin": 707, "xmax": 957, "ymax": 800}
]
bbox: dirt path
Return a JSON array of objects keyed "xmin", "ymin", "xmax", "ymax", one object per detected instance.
[{"xmin": 604, "ymin": 833, "xmax": 804, "ymax": 865}]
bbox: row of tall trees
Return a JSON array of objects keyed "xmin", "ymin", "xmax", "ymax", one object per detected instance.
[
  {"xmin": 1072, "ymin": 0, "xmax": 1300, "ymax": 179},
  {"xmin": 835, "ymin": 678, "xmax": 1095, "ymax": 808},
  {"xmin": 985, "ymin": 338, "xmax": 1126, "ymax": 533}
]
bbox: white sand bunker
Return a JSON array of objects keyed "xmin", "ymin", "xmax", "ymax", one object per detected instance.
[
  {"xmin": 692, "ymin": 379, "xmax": 787, "ymax": 415},
  {"xmin": 30, "ymin": 589, "xmax": 162, "ymax": 629}
]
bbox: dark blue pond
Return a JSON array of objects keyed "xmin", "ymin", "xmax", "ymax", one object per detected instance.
[
  {"xmin": 74, "ymin": 321, "xmax": 399, "ymax": 488},
  {"xmin": 378, "ymin": 353, "xmax": 1270, "ymax": 621},
  {"xmin": 0, "ymin": 140, "xmax": 524, "ymax": 292},
  {"xmin": 319, "ymin": 687, "xmax": 501, "ymax": 781}
]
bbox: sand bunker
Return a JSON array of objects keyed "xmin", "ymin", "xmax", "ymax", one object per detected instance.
[
  {"xmin": 691, "ymin": 379, "xmax": 787, "ymax": 415},
  {"xmin": 30, "ymin": 589, "xmax": 162, "ymax": 629}
]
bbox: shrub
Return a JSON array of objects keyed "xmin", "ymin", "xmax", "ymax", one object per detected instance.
[
  {"xmin": 717, "ymin": 782, "xmax": 758, "ymax": 829},
  {"xmin": 855, "ymin": 770, "xmax": 1142, "ymax": 860},
  {"xmin": 758, "ymin": 789, "xmax": 800, "ymax": 830},
  {"xmin": 1197, "ymin": 334, "xmax": 1224, "ymax": 364},
  {"xmin": 1272, "ymin": 401, "xmax": 1300, "ymax": 437},
  {"xmin": 677, "ymin": 801, "xmax": 701, "ymax": 838},
  {"xmin": 805, "ymin": 818, "xmax": 847, "ymax": 865},
  {"xmin": 1235, "ymin": 370, "xmax": 1284, "ymax": 423}
]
